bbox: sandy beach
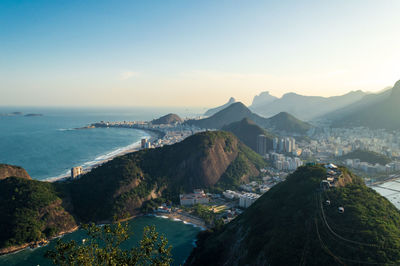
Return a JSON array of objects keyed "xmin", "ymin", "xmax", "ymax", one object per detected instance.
[
  {"xmin": 45, "ymin": 129, "xmax": 160, "ymax": 183},
  {"xmin": 153, "ymin": 211, "xmax": 208, "ymax": 230}
]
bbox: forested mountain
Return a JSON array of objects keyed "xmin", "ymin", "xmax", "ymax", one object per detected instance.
[
  {"xmin": 186, "ymin": 102, "xmax": 312, "ymax": 135},
  {"xmin": 0, "ymin": 131, "xmax": 265, "ymax": 250},
  {"xmin": 222, "ymin": 118, "xmax": 274, "ymax": 152},
  {"xmin": 187, "ymin": 165, "xmax": 400, "ymax": 265}
]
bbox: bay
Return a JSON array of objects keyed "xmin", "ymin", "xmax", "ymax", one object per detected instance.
[
  {"xmin": 0, "ymin": 106, "xmax": 203, "ymax": 180},
  {"xmin": 0, "ymin": 216, "xmax": 201, "ymax": 266}
]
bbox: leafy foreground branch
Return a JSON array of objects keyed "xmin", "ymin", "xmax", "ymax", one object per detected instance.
[{"xmin": 45, "ymin": 222, "xmax": 172, "ymax": 266}]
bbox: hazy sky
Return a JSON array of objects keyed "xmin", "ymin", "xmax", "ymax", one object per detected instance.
[{"xmin": 1, "ymin": 0, "xmax": 400, "ymax": 107}]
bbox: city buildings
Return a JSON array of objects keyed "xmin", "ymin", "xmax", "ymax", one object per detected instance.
[
  {"xmin": 239, "ymin": 193, "xmax": 260, "ymax": 208},
  {"xmin": 223, "ymin": 190, "xmax": 241, "ymax": 199},
  {"xmin": 180, "ymin": 189, "xmax": 210, "ymax": 206},
  {"xmin": 71, "ymin": 166, "xmax": 83, "ymax": 179},
  {"xmin": 257, "ymin": 134, "xmax": 270, "ymax": 156}
]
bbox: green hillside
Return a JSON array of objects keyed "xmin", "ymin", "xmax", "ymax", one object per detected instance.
[
  {"xmin": 186, "ymin": 165, "xmax": 400, "ymax": 265},
  {"xmin": 69, "ymin": 131, "xmax": 266, "ymax": 222},
  {"xmin": 0, "ymin": 177, "xmax": 76, "ymax": 251},
  {"xmin": 222, "ymin": 118, "xmax": 274, "ymax": 152},
  {"xmin": 341, "ymin": 149, "xmax": 391, "ymax": 165},
  {"xmin": 0, "ymin": 131, "xmax": 266, "ymax": 250},
  {"xmin": 265, "ymin": 111, "xmax": 312, "ymax": 135}
]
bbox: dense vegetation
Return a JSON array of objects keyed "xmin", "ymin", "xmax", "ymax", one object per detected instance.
[
  {"xmin": 265, "ymin": 111, "xmax": 312, "ymax": 134},
  {"xmin": 341, "ymin": 149, "xmax": 391, "ymax": 165},
  {"xmin": 0, "ymin": 131, "xmax": 266, "ymax": 250},
  {"xmin": 68, "ymin": 131, "xmax": 265, "ymax": 222},
  {"xmin": 186, "ymin": 165, "xmax": 400, "ymax": 265},
  {"xmin": 0, "ymin": 177, "xmax": 76, "ymax": 249},
  {"xmin": 214, "ymin": 146, "xmax": 266, "ymax": 192},
  {"xmin": 46, "ymin": 222, "xmax": 172, "ymax": 266},
  {"xmin": 222, "ymin": 118, "xmax": 274, "ymax": 152}
]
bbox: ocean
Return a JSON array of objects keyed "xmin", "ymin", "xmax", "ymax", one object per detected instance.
[
  {"xmin": 0, "ymin": 106, "xmax": 203, "ymax": 180},
  {"xmin": 0, "ymin": 106, "xmax": 204, "ymax": 265}
]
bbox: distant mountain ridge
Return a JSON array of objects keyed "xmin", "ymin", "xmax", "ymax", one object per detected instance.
[
  {"xmin": 204, "ymin": 97, "xmax": 236, "ymax": 117},
  {"xmin": 250, "ymin": 90, "xmax": 367, "ymax": 120},
  {"xmin": 186, "ymin": 102, "xmax": 313, "ymax": 135},
  {"xmin": 326, "ymin": 80, "xmax": 400, "ymax": 129},
  {"xmin": 251, "ymin": 91, "xmax": 277, "ymax": 109}
]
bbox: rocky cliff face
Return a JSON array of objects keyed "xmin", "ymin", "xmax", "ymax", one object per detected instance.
[
  {"xmin": 175, "ymin": 133, "xmax": 239, "ymax": 188},
  {"xmin": 0, "ymin": 164, "xmax": 31, "ymax": 180}
]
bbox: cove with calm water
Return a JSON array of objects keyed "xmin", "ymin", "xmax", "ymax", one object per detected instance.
[{"xmin": 0, "ymin": 216, "xmax": 202, "ymax": 266}]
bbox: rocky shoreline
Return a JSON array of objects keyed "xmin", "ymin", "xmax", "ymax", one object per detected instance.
[
  {"xmin": 0, "ymin": 225, "xmax": 79, "ymax": 256},
  {"xmin": 0, "ymin": 210, "xmax": 207, "ymax": 257}
]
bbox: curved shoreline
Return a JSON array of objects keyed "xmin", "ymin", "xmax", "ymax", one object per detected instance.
[
  {"xmin": 44, "ymin": 128, "xmax": 161, "ymax": 183},
  {"xmin": 0, "ymin": 211, "xmax": 206, "ymax": 257},
  {"xmin": 0, "ymin": 225, "xmax": 80, "ymax": 256}
]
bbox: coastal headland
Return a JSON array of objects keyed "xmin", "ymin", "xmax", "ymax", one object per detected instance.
[{"xmin": 0, "ymin": 116, "xmax": 208, "ymax": 256}]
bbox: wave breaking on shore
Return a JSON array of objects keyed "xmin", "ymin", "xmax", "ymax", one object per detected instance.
[{"xmin": 45, "ymin": 130, "xmax": 152, "ymax": 182}]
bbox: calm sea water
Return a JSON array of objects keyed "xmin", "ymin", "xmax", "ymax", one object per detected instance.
[
  {"xmin": 0, "ymin": 106, "xmax": 204, "ymax": 265},
  {"xmin": 0, "ymin": 216, "xmax": 202, "ymax": 266},
  {"xmin": 0, "ymin": 106, "xmax": 203, "ymax": 180}
]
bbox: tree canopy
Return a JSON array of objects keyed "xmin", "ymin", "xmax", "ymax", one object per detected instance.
[{"xmin": 45, "ymin": 222, "xmax": 172, "ymax": 266}]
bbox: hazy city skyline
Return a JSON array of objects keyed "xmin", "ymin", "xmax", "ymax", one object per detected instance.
[{"xmin": 1, "ymin": 0, "xmax": 399, "ymax": 107}]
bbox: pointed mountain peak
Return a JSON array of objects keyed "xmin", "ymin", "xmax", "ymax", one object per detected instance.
[
  {"xmin": 204, "ymin": 97, "xmax": 237, "ymax": 116},
  {"xmin": 390, "ymin": 80, "xmax": 400, "ymax": 97}
]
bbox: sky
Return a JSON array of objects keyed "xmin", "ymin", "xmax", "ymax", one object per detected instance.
[{"xmin": 1, "ymin": 0, "xmax": 400, "ymax": 107}]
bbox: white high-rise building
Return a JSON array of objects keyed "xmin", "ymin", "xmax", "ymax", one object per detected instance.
[
  {"xmin": 239, "ymin": 193, "xmax": 260, "ymax": 208},
  {"xmin": 285, "ymin": 138, "xmax": 292, "ymax": 153},
  {"xmin": 71, "ymin": 166, "xmax": 83, "ymax": 179}
]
